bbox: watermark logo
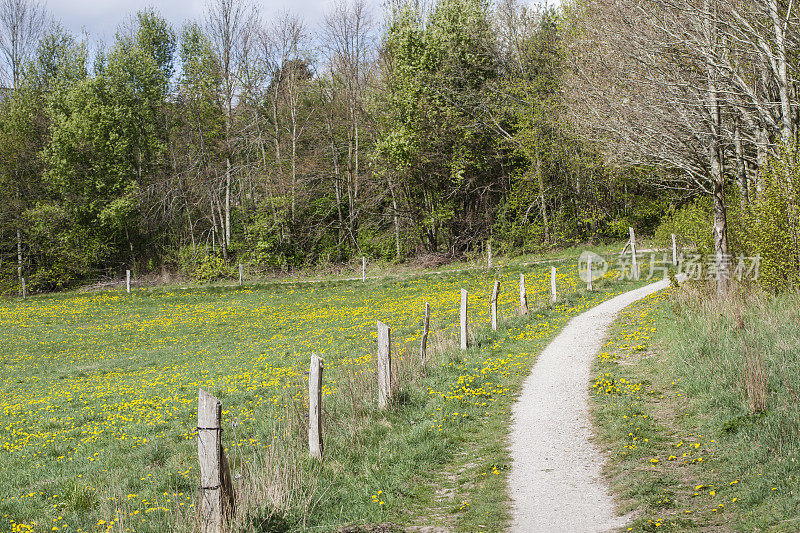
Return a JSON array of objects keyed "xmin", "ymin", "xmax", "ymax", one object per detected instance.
[{"xmin": 578, "ymin": 251, "xmax": 609, "ymax": 282}]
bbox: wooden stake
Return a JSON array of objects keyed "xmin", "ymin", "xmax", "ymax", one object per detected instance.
[
  {"xmin": 671, "ymin": 233, "xmax": 678, "ymax": 266},
  {"xmin": 238, "ymin": 263, "xmax": 243, "ymax": 285},
  {"xmin": 629, "ymin": 227, "xmax": 639, "ymax": 280},
  {"xmin": 420, "ymin": 303, "xmax": 430, "ymax": 366},
  {"xmin": 519, "ymin": 274, "xmax": 528, "ymax": 315},
  {"xmin": 126, "ymin": 270, "xmax": 131, "ymax": 293},
  {"xmin": 377, "ymin": 321, "xmax": 391, "ymax": 409},
  {"xmin": 460, "ymin": 288, "xmax": 468, "ymax": 350},
  {"xmin": 308, "ymin": 353, "xmax": 323, "ymax": 460},
  {"xmin": 550, "ymin": 266, "xmax": 557, "ymax": 302},
  {"xmin": 362, "ymin": 257, "xmax": 366, "ymax": 282},
  {"xmin": 197, "ymin": 389, "xmax": 234, "ymax": 533},
  {"xmin": 491, "ymin": 280, "xmax": 499, "ymax": 331},
  {"xmin": 587, "ymin": 255, "xmax": 593, "ymax": 291}
]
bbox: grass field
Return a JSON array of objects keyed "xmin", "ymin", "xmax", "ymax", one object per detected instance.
[
  {"xmin": 592, "ymin": 282, "xmax": 800, "ymax": 532},
  {"xmin": 0, "ymin": 248, "xmax": 644, "ymax": 532}
]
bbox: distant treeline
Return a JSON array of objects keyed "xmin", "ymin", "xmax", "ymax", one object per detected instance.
[{"xmin": 0, "ymin": 0, "xmax": 718, "ymax": 292}]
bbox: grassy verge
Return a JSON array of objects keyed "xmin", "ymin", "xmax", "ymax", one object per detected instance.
[{"xmin": 591, "ymin": 282, "xmax": 800, "ymax": 532}]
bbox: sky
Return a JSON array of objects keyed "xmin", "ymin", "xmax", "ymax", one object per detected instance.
[{"xmin": 49, "ymin": 0, "xmax": 382, "ymax": 45}]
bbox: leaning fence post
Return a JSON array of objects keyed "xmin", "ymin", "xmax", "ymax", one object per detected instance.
[
  {"xmin": 671, "ymin": 233, "xmax": 678, "ymax": 266},
  {"xmin": 238, "ymin": 263, "xmax": 243, "ymax": 285},
  {"xmin": 629, "ymin": 227, "xmax": 639, "ymax": 280},
  {"xmin": 491, "ymin": 280, "xmax": 499, "ymax": 331},
  {"xmin": 519, "ymin": 274, "xmax": 528, "ymax": 315},
  {"xmin": 362, "ymin": 257, "xmax": 366, "ymax": 282},
  {"xmin": 550, "ymin": 266, "xmax": 557, "ymax": 302},
  {"xmin": 126, "ymin": 270, "xmax": 131, "ymax": 293},
  {"xmin": 420, "ymin": 303, "xmax": 430, "ymax": 366},
  {"xmin": 587, "ymin": 256, "xmax": 593, "ymax": 291},
  {"xmin": 21, "ymin": 277, "xmax": 26, "ymax": 299},
  {"xmin": 377, "ymin": 321, "xmax": 392, "ymax": 409},
  {"xmin": 460, "ymin": 289, "xmax": 469, "ymax": 350},
  {"xmin": 197, "ymin": 389, "xmax": 234, "ymax": 533},
  {"xmin": 308, "ymin": 353, "xmax": 324, "ymax": 460}
]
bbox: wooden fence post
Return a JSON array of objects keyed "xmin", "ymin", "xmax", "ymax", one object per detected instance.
[
  {"xmin": 377, "ymin": 321, "xmax": 392, "ymax": 409},
  {"xmin": 197, "ymin": 389, "xmax": 234, "ymax": 533},
  {"xmin": 550, "ymin": 266, "xmax": 557, "ymax": 303},
  {"xmin": 238, "ymin": 263, "xmax": 243, "ymax": 285},
  {"xmin": 487, "ymin": 241, "xmax": 493, "ymax": 268},
  {"xmin": 587, "ymin": 255, "xmax": 593, "ymax": 292},
  {"xmin": 308, "ymin": 353, "xmax": 324, "ymax": 460},
  {"xmin": 420, "ymin": 303, "xmax": 430, "ymax": 366},
  {"xmin": 126, "ymin": 270, "xmax": 131, "ymax": 293},
  {"xmin": 629, "ymin": 226, "xmax": 639, "ymax": 280},
  {"xmin": 491, "ymin": 280, "xmax": 499, "ymax": 331},
  {"xmin": 671, "ymin": 233, "xmax": 678, "ymax": 266},
  {"xmin": 362, "ymin": 257, "xmax": 366, "ymax": 282},
  {"xmin": 460, "ymin": 289, "xmax": 469, "ymax": 350},
  {"xmin": 519, "ymin": 274, "xmax": 528, "ymax": 316},
  {"xmin": 21, "ymin": 277, "xmax": 26, "ymax": 299}
]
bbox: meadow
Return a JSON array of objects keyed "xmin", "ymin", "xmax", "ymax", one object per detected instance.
[{"xmin": 0, "ymin": 252, "xmax": 640, "ymax": 532}]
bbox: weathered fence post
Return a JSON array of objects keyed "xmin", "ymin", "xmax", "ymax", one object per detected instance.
[
  {"xmin": 362, "ymin": 257, "xmax": 366, "ymax": 282},
  {"xmin": 197, "ymin": 389, "xmax": 234, "ymax": 533},
  {"xmin": 487, "ymin": 241, "xmax": 493, "ymax": 268},
  {"xmin": 491, "ymin": 280, "xmax": 499, "ymax": 331},
  {"xmin": 420, "ymin": 303, "xmax": 430, "ymax": 366},
  {"xmin": 519, "ymin": 274, "xmax": 528, "ymax": 316},
  {"xmin": 550, "ymin": 266, "xmax": 557, "ymax": 303},
  {"xmin": 377, "ymin": 321, "xmax": 392, "ymax": 409},
  {"xmin": 21, "ymin": 277, "xmax": 26, "ymax": 299},
  {"xmin": 587, "ymin": 255, "xmax": 593, "ymax": 292},
  {"xmin": 238, "ymin": 263, "xmax": 243, "ymax": 285},
  {"xmin": 126, "ymin": 270, "xmax": 131, "ymax": 293},
  {"xmin": 629, "ymin": 226, "xmax": 639, "ymax": 280},
  {"xmin": 671, "ymin": 233, "xmax": 678, "ymax": 266},
  {"xmin": 460, "ymin": 288, "xmax": 469, "ymax": 350},
  {"xmin": 308, "ymin": 353, "xmax": 323, "ymax": 460}
]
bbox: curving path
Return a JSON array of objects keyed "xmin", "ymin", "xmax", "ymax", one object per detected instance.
[{"xmin": 509, "ymin": 278, "xmax": 677, "ymax": 532}]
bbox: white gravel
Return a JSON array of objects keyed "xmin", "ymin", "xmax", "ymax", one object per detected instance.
[{"xmin": 508, "ymin": 279, "xmax": 674, "ymax": 532}]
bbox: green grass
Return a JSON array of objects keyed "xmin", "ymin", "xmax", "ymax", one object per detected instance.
[
  {"xmin": 0, "ymin": 243, "xmax": 646, "ymax": 532},
  {"xmin": 591, "ymin": 282, "xmax": 800, "ymax": 532}
]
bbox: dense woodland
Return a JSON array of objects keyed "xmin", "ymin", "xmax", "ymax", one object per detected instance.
[{"xmin": 0, "ymin": 0, "xmax": 797, "ymax": 295}]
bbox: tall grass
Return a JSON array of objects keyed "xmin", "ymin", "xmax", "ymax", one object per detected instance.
[{"xmin": 660, "ymin": 282, "xmax": 800, "ymax": 529}]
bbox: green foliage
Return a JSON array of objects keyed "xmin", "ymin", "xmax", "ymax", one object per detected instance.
[
  {"xmin": 741, "ymin": 146, "xmax": 800, "ymax": 292},
  {"xmin": 654, "ymin": 199, "xmax": 714, "ymax": 255},
  {"xmin": 194, "ymin": 253, "xmax": 232, "ymax": 282},
  {"xmin": 24, "ymin": 203, "xmax": 111, "ymax": 289}
]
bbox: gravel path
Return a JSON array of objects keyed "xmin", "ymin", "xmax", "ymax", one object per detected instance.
[{"xmin": 509, "ymin": 279, "xmax": 674, "ymax": 532}]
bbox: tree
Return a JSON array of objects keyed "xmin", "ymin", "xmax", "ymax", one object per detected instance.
[{"xmin": 0, "ymin": 0, "xmax": 46, "ymax": 285}]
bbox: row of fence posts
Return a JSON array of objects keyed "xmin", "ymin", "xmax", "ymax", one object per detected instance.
[{"xmin": 195, "ymin": 264, "xmax": 576, "ymax": 530}]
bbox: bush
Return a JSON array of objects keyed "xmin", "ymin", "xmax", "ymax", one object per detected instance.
[
  {"xmin": 654, "ymin": 198, "xmax": 714, "ymax": 255},
  {"xmin": 194, "ymin": 253, "xmax": 232, "ymax": 282},
  {"xmin": 741, "ymin": 145, "xmax": 800, "ymax": 292}
]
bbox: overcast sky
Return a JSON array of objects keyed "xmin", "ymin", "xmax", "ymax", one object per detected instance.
[{"xmin": 49, "ymin": 0, "xmax": 383, "ymax": 44}]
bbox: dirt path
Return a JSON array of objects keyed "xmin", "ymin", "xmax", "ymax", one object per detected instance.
[{"xmin": 509, "ymin": 279, "xmax": 674, "ymax": 532}]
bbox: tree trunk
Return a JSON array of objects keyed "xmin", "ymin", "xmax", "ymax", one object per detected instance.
[
  {"xmin": 706, "ymin": 0, "xmax": 730, "ymax": 298},
  {"xmin": 225, "ymin": 157, "xmax": 231, "ymax": 248},
  {"xmin": 734, "ymin": 122, "xmax": 748, "ymax": 210}
]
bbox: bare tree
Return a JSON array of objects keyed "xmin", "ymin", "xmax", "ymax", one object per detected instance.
[
  {"xmin": 323, "ymin": 0, "xmax": 375, "ymax": 250},
  {"xmin": 205, "ymin": 0, "xmax": 257, "ymax": 258},
  {"xmin": 0, "ymin": 0, "xmax": 46, "ymax": 285}
]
